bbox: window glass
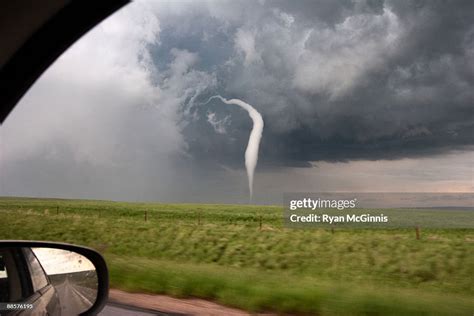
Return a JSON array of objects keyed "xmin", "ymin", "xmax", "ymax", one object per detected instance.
[
  {"xmin": 0, "ymin": 254, "xmax": 7, "ymax": 278},
  {"xmin": 0, "ymin": 253, "xmax": 8, "ymax": 302},
  {"xmin": 23, "ymin": 248, "xmax": 48, "ymax": 292},
  {"xmin": 0, "ymin": 249, "xmax": 28, "ymax": 302}
]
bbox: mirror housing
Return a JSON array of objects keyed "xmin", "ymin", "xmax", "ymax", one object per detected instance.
[{"xmin": 0, "ymin": 241, "xmax": 108, "ymax": 315}]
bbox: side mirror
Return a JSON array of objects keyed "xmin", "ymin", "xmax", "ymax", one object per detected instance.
[{"xmin": 0, "ymin": 241, "xmax": 108, "ymax": 316}]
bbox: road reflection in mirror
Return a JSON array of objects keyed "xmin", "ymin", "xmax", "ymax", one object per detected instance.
[{"xmin": 32, "ymin": 248, "xmax": 98, "ymax": 315}]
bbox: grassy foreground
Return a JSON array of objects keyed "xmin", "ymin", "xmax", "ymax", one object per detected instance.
[{"xmin": 0, "ymin": 197, "xmax": 473, "ymax": 315}]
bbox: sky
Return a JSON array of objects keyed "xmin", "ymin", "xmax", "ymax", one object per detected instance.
[
  {"xmin": 33, "ymin": 248, "xmax": 95, "ymax": 275},
  {"xmin": 0, "ymin": 0, "xmax": 473, "ymax": 204}
]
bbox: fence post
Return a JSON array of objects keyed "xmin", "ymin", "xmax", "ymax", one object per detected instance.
[
  {"xmin": 198, "ymin": 211, "xmax": 201, "ymax": 225},
  {"xmin": 415, "ymin": 226, "xmax": 420, "ymax": 240},
  {"xmin": 259, "ymin": 215, "xmax": 262, "ymax": 230}
]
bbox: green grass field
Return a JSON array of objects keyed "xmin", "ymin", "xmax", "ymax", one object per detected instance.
[{"xmin": 1, "ymin": 197, "xmax": 473, "ymax": 315}]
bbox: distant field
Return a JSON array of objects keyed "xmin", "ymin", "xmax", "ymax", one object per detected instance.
[{"xmin": 1, "ymin": 197, "xmax": 473, "ymax": 315}]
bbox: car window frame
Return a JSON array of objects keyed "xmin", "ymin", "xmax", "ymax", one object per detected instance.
[{"xmin": 21, "ymin": 248, "xmax": 50, "ymax": 293}]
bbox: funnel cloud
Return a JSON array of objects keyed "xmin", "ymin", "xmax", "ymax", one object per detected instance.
[{"xmin": 207, "ymin": 96, "xmax": 264, "ymax": 201}]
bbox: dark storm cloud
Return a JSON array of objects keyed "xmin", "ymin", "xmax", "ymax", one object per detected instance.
[
  {"xmin": 270, "ymin": 0, "xmax": 385, "ymax": 26},
  {"xmin": 158, "ymin": 0, "xmax": 474, "ymax": 167},
  {"xmin": 1, "ymin": 0, "xmax": 473, "ymax": 203}
]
